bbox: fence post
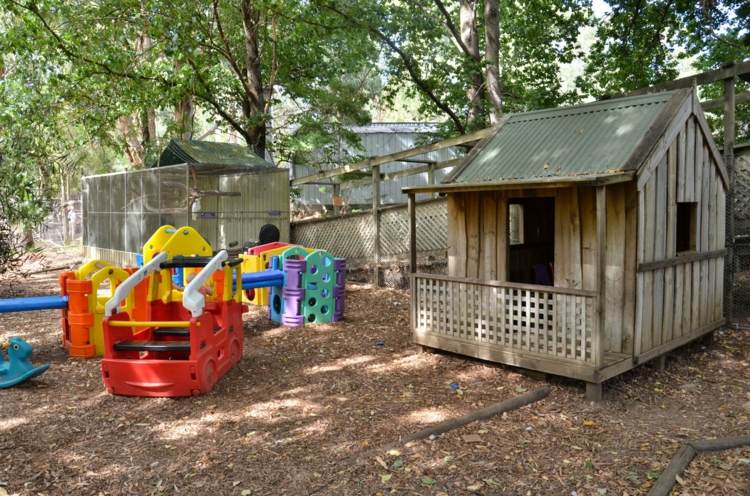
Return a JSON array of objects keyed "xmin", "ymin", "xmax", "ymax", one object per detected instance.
[
  {"xmin": 724, "ymin": 76, "xmax": 735, "ymax": 322},
  {"xmin": 332, "ymin": 182, "xmax": 341, "ymax": 216},
  {"xmin": 408, "ymin": 193, "xmax": 417, "ymax": 274},
  {"xmin": 427, "ymin": 162, "xmax": 436, "ymax": 199},
  {"xmin": 372, "ymin": 165, "xmax": 381, "ymax": 285}
]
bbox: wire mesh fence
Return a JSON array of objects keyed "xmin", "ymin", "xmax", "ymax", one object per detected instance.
[
  {"xmin": 82, "ymin": 163, "xmax": 290, "ymax": 259},
  {"xmin": 730, "ymin": 145, "xmax": 750, "ymax": 322}
]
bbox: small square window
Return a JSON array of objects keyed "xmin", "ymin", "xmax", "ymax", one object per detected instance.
[
  {"xmin": 676, "ymin": 202, "xmax": 697, "ymax": 253},
  {"xmin": 509, "ymin": 203, "xmax": 524, "ymax": 245}
]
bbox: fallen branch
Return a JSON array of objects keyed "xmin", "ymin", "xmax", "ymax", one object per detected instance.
[
  {"xmin": 21, "ymin": 262, "xmax": 82, "ymax": 277},
  {"xmin": 647, "ymin": 435, "xmax": 750, "ymax": 496},
  {"xmin": 385, "ymin": 386, "xmax": 551, "ymax": 452}
]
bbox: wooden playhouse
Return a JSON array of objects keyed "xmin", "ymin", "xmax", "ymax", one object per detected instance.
[{"xmin": 403, "ymin": 89, "xmax": 728, "ymax": 399}]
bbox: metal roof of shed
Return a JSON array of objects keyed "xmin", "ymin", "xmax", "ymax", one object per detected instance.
[
  {"xmin": 157, "ymin": 139, "xmax": 273, "ymax": 169},
  {"xmin": 404, "ymin": 90, "xmax": 690, "ymax": 193}
]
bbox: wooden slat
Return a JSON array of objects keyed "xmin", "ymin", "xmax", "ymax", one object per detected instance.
[
  {"xmin": 641, "ymin": 174, "xmax": 657, "ymax": 352},
  {"xmin": 637, "ymin": 249, "xmax": 726, "ymax": 271},
  {"xmin": 481, "ymin": 193, "xmax": 498, "ymax": 280},
  {"xmin": 663, "ymin": 141, "xmax": 678, "ymax": 343},
  {"xmin": 496, "ymin": 192, "xmax": 508, "ymax": 280},
  {"xmin": 555, "ymin": 187, "xmax": 583, "ymax": 289},
  {"xmin": 604, "ymin": 185, "xmax": 624, "ymax": 353},
  {"xmin": 622, "ymin": 184, "xmax": 638, "ymax": 355},
  {"xmin": 447, "ymin": 194, "xmax": 467, "ymax": 277},
  {"xmin": 685, "ymin": 118, "xmax": 696, "ymax": 201},
  {"xmin": 580, "ymin": 188, "xmax": 597, "ymax": 291},
  {"xmin": 465, "ymin": 194, "xmax": 480, "ymax": 278},
  {"xmin": 652, "ymin": 160, "xmax": 668, "ymax": 347},
  {"xmin": 677, "ymin": 125, "xmax": 687, "ymax": 202}
]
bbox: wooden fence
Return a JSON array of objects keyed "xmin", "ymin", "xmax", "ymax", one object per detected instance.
[{"xmin": 291, "ymin": 198, "xmax": 448, "ymax": 263}]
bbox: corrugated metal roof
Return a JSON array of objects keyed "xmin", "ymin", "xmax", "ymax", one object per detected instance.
[
  {"xmin": 157, "ymin": 139, "xmax": 273, "ymax": 168},
  {"xmin": 450, "ymin": 91, "xmax": 680, "ymax": 184}
]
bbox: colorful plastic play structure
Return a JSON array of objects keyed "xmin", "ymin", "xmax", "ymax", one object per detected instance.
[{"xmin": 0, "ymin": 225, "xmax": 346, "ymax": 396}]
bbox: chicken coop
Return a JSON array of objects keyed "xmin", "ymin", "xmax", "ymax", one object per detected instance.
[
  {"xmin": 404, "ymin": 89, "xmax": 727, "ymax": 399},
  {"xmin": 82, "ymin": 140, "xmax": 289, "ymax": 265}
]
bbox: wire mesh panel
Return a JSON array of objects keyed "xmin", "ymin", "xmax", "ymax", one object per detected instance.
[
  {"xmin": 731, "ymin": 146, "xmax": 750, "ymax": 320},
  {"xmin": 82, "ymin": 164, "xmax": 290, "ymax": 261}
]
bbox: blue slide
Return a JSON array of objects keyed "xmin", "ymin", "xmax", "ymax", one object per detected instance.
[{"xmin": 0, "ymin": 295, "xmax": 69, "ymax": 314}]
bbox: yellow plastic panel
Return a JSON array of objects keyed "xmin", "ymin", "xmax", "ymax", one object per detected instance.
[{"xmin": 142, "ymin": 225, "xmax": 177, "ymax": 263}]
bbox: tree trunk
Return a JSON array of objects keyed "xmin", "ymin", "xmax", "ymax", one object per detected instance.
[
  {"xmin": 117, "ymin": 116, "xmax": 145, "ymax": 167},
  {"xmin": 459, "ymin": 0, "xmax": 484, "ymax": 125},
  {"xmin": 241, "ymin": 0, "xmax": 267, "ymax": 157},
  {"xmin": 174, "ymin": 95, "xmax": 195, "ymax": 140},
  {"xmin": 484, "ymin": 0, "xmax": 502, "ymax": 123}
]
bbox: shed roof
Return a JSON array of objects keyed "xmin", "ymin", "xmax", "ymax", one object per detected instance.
[
  {"xmin": 157, "ymin": 139, "xmax": 273, "ymax": 169},
  {"xmin": 404, "ymin": 90, "xmax": 691, "ymax": 192}
]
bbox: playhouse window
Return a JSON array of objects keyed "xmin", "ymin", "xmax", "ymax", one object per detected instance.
[
  {"xmin": 676, "ymin": 202, "xmax": 697, "ymax": 253},
  {"xmin": 509, "ymin": 204, "xmax": 524, "ymax": 245}
]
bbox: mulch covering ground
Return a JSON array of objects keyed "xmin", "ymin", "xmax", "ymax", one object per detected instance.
[{"xmin": 0, "ymin": 246, "xmax": 748, "ymax": 495}]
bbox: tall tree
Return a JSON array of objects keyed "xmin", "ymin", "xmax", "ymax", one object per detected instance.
[{"xmin": 322, "ymin": 0, "xmax": 591, "ymax": 134}]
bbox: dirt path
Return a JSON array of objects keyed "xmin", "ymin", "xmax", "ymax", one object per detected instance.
[{"xmin": 0, "ymin": 248, "xmax": 748, "ymax": 495}]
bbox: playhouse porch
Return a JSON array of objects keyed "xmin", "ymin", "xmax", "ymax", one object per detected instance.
[{"xmin": 410, "ymin": 273, "xmax": 633, "ymax": 388}]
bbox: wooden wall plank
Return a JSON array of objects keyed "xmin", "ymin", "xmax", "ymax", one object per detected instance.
[
  {"xmin": 652, "ymin": 158, "xmax": 668, "ymax": 347},
  {"xmin": 605, "ymin": 184, "xmax": 626, "ymax": 353},
  {"xmin": 580, "ymin": 187, "xmax": 597, "ymax": 291},
  {"xmin": 554, "ymin": 188, "xmax": 582, "ymax": 289},
  {"xmin": 496, "ymin": 192, "xmax": 508, "ymax": 280},
  {"xmin": 685, "ymin": 117, "xmax": 696, "ymax": 201},
  {"xmin": 466, "ymin": 193, "xmax": 481, "ymax": 278},
  {"xmin": 677, "ymin": 125, "xmax": 687, "ymax": 202},
  {"xmin": 447, "ymin": 193, "xmax": 466, "ymax": 277},
  {"xmin": 641, "ymin": 174, "xmax": 657, "ymax": 352},
  {"xmin": 663, "ymin": 143, "xmax": 678, "ymax": 343},
  {"xmin": 481, "ymin": 193, "xmax": 498, "ymax": 280},
  {"xmin": 623, "ymin": 183, "xmax": 638, "ymax": 355}
]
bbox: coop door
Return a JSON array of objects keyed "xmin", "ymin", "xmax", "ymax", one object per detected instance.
[{"xmin": 507, "ymin": 197, "xmax": 555, "ymax": 285}]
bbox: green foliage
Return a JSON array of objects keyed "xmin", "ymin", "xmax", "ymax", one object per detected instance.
[{"xmin": 326, "ymin": 0, "xmax": 592, "ymax": 134}]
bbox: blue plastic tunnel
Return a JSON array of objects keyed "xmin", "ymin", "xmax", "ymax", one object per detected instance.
[
  {"xmin": 0, "ymin": 295, "xmax": 69, "ymax": 314},
  {"xmin": 238, "ymin": 270, "xmax": 285, "ymax": 290}
]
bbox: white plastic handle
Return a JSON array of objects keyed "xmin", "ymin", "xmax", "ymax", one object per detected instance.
[
  {"xmin": 104, "ymin": 252, "xmax": 168, "ymax": 317},
  {"xmin": 183, "ymin": 250, "xmax": 228, "ymax": 317}
]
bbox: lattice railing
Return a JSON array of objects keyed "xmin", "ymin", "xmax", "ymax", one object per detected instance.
[
  {"xmin": 291, "ymin": 198, "xmax": 447, "ymax": 261},
  {"xmin": 411, "ymin": 273, "xmax": 597, "ymax": 363}
]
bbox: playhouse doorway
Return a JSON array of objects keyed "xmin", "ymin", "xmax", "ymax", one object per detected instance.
[{"xmin": 507, "ymin": 197, "xmax": 555, "ymax": 285}]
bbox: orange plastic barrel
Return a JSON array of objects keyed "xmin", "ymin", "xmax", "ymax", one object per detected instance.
[{"xmin": 60, "ymin": 273, "xmax": 96, "ymax": 358}]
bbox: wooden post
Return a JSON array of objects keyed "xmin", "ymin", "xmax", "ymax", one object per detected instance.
[
  {"xmin": 594, "ymin": 186, "xmax": 607, "ymax": 370},
  {"xmin": 332, "ymin": 182, "xmax": 341, "ymax": 216},
  {"xmin": 723, "ymin": 76, "xmax": 736, "ymax": 322},
  {"xmin": 408, "ymin": 192, "xmax": 417, "ymax": 274},
  {"xmin": 427, "ymin": 162, "xmax": 436, "ymax": 199},
  {"xmin": 372, "ymin": 165, "xmax": 381, "ymax": 285}
]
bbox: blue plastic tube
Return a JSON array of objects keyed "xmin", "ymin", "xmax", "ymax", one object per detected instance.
[{"xmin": 0, "ymin": 295, "xmax": 69, "ymax": 313}]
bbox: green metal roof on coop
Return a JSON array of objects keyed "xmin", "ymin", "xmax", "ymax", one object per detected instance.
[{"xmin": 157, "ymin": 139, "xmax": 274, "ymax": 169}]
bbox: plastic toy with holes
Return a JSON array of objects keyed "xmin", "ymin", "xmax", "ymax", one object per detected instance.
[{"xmin": 0, "ymin": 337, "xmax": 50, "ymax": 389}]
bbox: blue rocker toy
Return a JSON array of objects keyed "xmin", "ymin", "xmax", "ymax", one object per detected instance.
[{"xmin": 0, "ymin": 337, "xmax": 50, "ymax": 388}]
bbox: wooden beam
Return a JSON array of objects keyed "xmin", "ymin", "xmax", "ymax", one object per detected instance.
[
  {"xmin": 627, "ymin": 61, "xmax": 750, "ymax": 97},
  {"xmin": 403, "ymin": 172, "xmax": 634, "ymax": 194},
  {"xmin": 337, "ymin": 157, "xmax": 463, "ymax": 189},
  {"xmin": 636, "ymin": 249, "xmax": 726, "ymax": 272},
  {"xmin": 291, "ymin": 126, "xmax": 498, "ymax": 186},
  {"xmin": 408, "ymin": 193, "xmax": 417, "ymax": 273},
  {"xmin": 700, "ymin": 90, "xmax": 750, "ymax": 111}
]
